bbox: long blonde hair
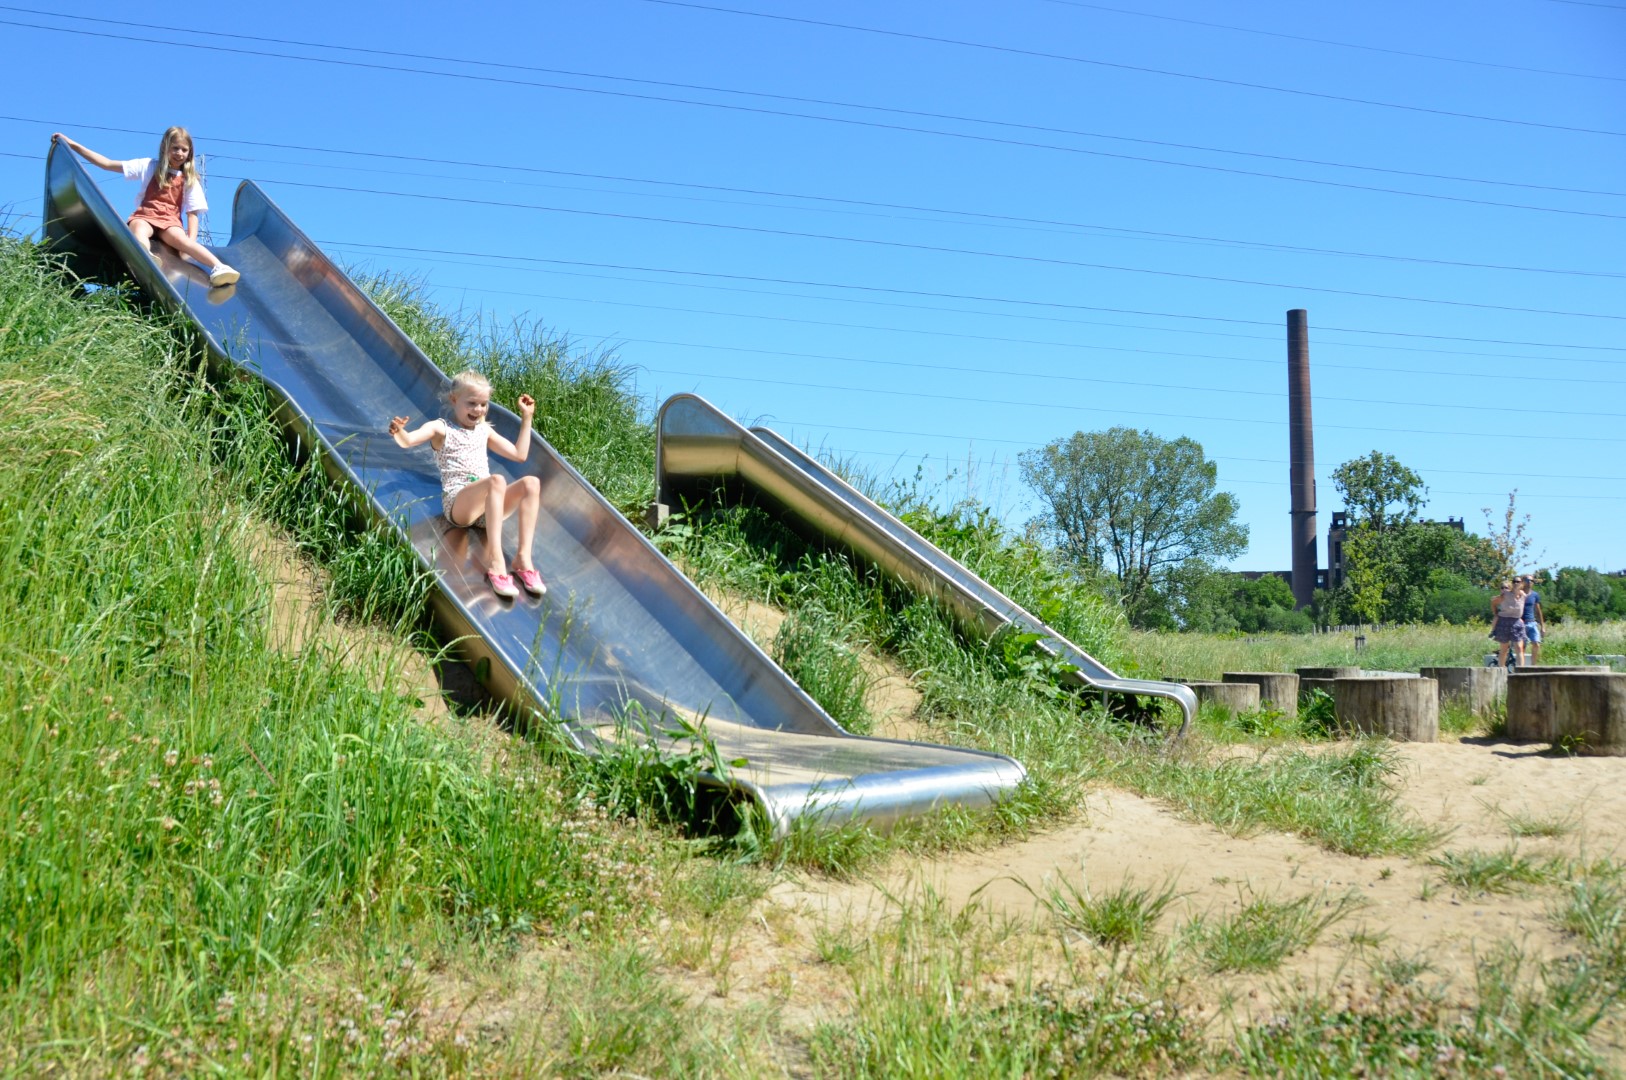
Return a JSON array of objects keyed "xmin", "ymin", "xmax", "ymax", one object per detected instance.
[{"xmin": 154, "ymin": 126, "xmax": 200, "ymax": 192}]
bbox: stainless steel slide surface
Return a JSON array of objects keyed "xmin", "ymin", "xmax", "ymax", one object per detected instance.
[
  {"xmin": 43, "ymin": 146, "xmax": 1026, "ymax": 834},
  {"xmin": 656, "ymin": 394, "xmax": 1196, "ymax": 735}
]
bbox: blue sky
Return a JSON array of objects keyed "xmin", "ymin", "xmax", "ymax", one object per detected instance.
[{"xmin": 2, "ymin": 0, "xmax": 1621, "ymax": 575}]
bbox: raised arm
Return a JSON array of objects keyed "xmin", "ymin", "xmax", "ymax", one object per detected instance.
[
  {"xmin": 52, "ymin": 133, "xmax": 125, "ymax": 173},
  {"xmin": 389, "ymin": 416, "xmax": 443, "ymax": 449},
  {"xmin": 487, "ymin": 394, "xmax": 535, "ymax": 462}
]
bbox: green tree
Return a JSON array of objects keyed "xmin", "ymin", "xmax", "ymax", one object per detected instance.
[
  {"xmin": 1548, "ymin": 567, "xmax": 1626, "ymax": 623},
  {"xmin": 1019, "ymin": 427, "xmax": 1248, "ymax": 626},
  {"xmin": 1332, "ymin": 450, "xmax": 1427, "ymax": 530},
  {"xmin": 1338, "ymin": 521, "xmax": 1459, "ymax": 625}
]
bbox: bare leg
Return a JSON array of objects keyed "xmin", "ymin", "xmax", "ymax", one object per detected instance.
[
  {"xmin": 155, "ymin": 225, "xmax": 224, "ymax": 270},
  {"xmin": 1498, "ymin": 640, "xmax": 1511, "ymax": 668},
  {"xmin": 450, "ymin": 476, "xmax": 511, "ymax": 576},
  {"xmin": 508, "ymin": 477, "xmax": 541, "ymax": 572},
  {"xmin": 128, "ymin": 218, "xmax": 156, "ymax": 249}
]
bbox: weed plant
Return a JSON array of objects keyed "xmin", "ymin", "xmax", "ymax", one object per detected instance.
[
  {"xmin": 1430, "ymin": 847, "xmax": 1563, "ymax": 896},
  {"xmin": 1035, "ymin": 873, "xmax": 1184, "ymax": 952},
  {"xmin": 1181, "ymin": 889, "xmax": 1362, "ymax": 973}
]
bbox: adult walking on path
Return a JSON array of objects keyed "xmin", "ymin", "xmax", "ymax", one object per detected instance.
[
  {"xmin": 1492, "ymin": 579, "xmax": 1528, "ymax": 669},
  {"xmin": 1521, "ymin": 574, "xmax": 1546, "ymax": 665}
]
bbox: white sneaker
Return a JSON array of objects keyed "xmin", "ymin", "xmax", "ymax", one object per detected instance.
[{"xmin": 209, "ymin": 263, "xmax": 240, "ymax": 287}]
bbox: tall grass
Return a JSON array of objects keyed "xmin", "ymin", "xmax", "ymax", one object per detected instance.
[
  {"xmin": 1131, "ymin": 620, "xmax": 1626, "ymax": 681},
  {"xmin": 0, "ymin": 236, "xmax": 664, "ymax": 1072}
]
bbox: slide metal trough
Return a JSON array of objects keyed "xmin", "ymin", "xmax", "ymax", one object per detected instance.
[
  {"xmin": 656, "ymin": 393, "xmax": 1195, "ymax": 737},
  {"xmin": 43, "ymin": 146, "xmax": 1026, "ymax": 835}
]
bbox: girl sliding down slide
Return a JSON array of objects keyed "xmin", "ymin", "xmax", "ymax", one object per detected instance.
[
  {"xmin": 53, "ymin": 128, "xmax": 239, "ymax": 287},
  {"xmin": 389, "ymin": 370, "xmax": 546, "ymax": 600}
]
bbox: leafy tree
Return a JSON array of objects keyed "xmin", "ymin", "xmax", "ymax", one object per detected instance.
[
  {"xmin": 1437, "ymin": 529, "xmax": 1504, "ymax": 589},
  {"xmin": 1548, "ymin": 567, "xmax": 1626, "ymax": 623},
  {"xmin": 1340, "ymin": 524, "xmax": 1388, "ymax": 626},
  {"xmin": 1019, "ymin": 427, "xmax": 1248, "ymax": 626},
  {"xmin": 1337, "ymin": 520, "xmax": 1460, "ymax": 625},
  {"xmin": 1332, "ymin": 451, "xmax": 1427, "ymax": 530}
]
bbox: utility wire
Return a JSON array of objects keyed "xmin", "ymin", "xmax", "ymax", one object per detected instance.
[
  {"xmin": 207, "ymin": 171, "xmax": 1626, "ymax": 322},
  {"xmin": 565, "ymin": 326, "xmax": 1616, "ymax": 390},
  {"xmin": 329, "ymin": 240, "xmax": 1626, "ymax": 368},
  {"xmin": 4, "ymin": 16, "xmax": 1623, "ymax": 222},
  {"xmin": 6, "ymin": 6, "xmax": 1617, "ymax": 199},
  {"xmin": 8, "ymin": 113, "xmax": 1617, "ymax": 278},
  {"xmin": 638, "ymin": 366, "xmax": 1626, "ymax": 442},
  {"xmin": 1037, "ymin": 0, "xmax": 1626, "ymax": 83},
  {"xmin": 13, "ymin": 154, "xmax": 1616, "ymax": 357},
  {"xmin": 799, "ymin": 443, "xmax": 1622, "ymax": 500},
  {"xmin": 765, "ymin": 418, "xmax": 1626, "ymax": 481},
  {"xmin": 638, "ymin": 0, "xmax": 1626, "ymax": 138}
]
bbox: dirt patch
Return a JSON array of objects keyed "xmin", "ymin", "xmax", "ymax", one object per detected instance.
[{"xmin": 1390, "ymin": 738, "xmax": 1626, "ymax": 859}]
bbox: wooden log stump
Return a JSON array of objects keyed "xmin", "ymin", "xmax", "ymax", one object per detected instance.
[
  {"xmin": 1510, "ymin": 665, "xmax": 1609, "ymax": 675},
  {"xmin": 1333, "ymin": 676, "xmax": 1437, "ymax": 742},
  {"xmin": 1298, "ymin": 666, "xmax": 1361, "ymax": 681},
  {"xmin": 1506, "ymin": 673, "xmax": 1559, "ymax": 742},
  {"xmin": 1185, "ymin": 681, "xmax": 1261, "ymax": 714},
  {"xmin": 1420, "ymin": 666, "xmax": 1506, "ymax": 716},
  {"xmin": 1222, "ymin": 672, "xmax": 1299, "ymax": 718},
  {"xmin": 1548, "ymin": 673, "xmax": 1626, "ymax": 756}
]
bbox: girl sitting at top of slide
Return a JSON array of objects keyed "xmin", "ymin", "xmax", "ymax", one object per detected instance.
[{"xmin": 53, "ymin": 127, "xmax": 239, "ymax": 287}]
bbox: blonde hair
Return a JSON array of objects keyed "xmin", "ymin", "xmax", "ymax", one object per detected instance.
[
  {"xmin": 445, "ymin": 370, "xmax": 491, "ymax": 404},
  {"xmin": 155, "ymin": 126, "xmax": 200, "ymax": 192}
]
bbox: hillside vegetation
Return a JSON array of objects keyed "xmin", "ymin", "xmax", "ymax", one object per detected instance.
[{"xmin": 6, "ymin": 234, "xmax": 1626, "ymax": 1076}]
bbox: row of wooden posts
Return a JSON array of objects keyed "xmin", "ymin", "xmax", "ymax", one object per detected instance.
[{"xmin": 1179, "ymin": 666, "xmax": 1626, "ymax": 754}]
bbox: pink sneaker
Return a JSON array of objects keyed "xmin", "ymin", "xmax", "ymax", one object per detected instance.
[
  {"xmin": 486, "ymin": 571, "xmax": 519, "ymax": 599},
  {"xmin": 513, "ymin": 567, "xmax": 546, "ymax": 596}
]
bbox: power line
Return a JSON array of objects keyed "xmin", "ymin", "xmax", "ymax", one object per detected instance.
[
  {"xmin": 5, "ymin": 16, "xmax": 1624, "ymax": 222},
  {"xmin": 766, "ymin": 418, "xmax": 1626, "ymax": 481},
  {"xmin": 801, "ymin": 443, "xmax": 1624, "ymax": 500},
  {"xmin": 11, "ymin": 144, "xmax": 1621, "ymax": 353},
  {"xmin": 220, "ymin": 155, "xmax": 1625, "ymax": 280},
  {"xmin": 8, "ymin": 112, "xmax": 1618, "ymax": 278},
  {"xmin": 329, "ymin": 240, "xmax": 1626, "ymax": 369},
  {"xmin": 1037, "ymin": 0, "xmax": 1626, "ymax": 83},
  {"xmin": 325, "ymin": 239, "xmax": 1624, "ymax": 354},
  {"xmin": 329, "ymin": 244, "xmax": 1626, "ymax": 386},
  {"xmin": 8, "ymin": 6, "xmax": 1619, "ymax": 200},
  {"xmin": 640, "ymin": 365, "xmax": 1626, "ymax": 441},
  {"xmin": 201, "ymin": 171, "xmax": 1626, "ymax": 322},
  {"xmin": 637, "ymin": 0, "xmax": 1626, "ymax": 138},
  {"xmin": 570, "ymin": 327, "xmax": 1616, "ymax": 390}
]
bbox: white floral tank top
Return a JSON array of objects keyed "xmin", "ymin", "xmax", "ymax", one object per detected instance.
[{"xmin": 434, "ymin": 421, "xmax": 490, "ymax": 515}]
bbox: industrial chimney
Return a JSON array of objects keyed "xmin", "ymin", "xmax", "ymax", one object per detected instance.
[{"xmin": 1287, "ymin": 309, "xmax": 1318, "ymax": 610}]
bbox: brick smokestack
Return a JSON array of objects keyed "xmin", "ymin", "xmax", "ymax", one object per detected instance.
[{"xmin": 1288, "ymin": 309, "xmax": 1318, "ymax": 610}]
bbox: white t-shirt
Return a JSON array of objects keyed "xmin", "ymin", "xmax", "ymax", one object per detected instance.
[{"xmin": 121, "ymin": 158, "xmax": 208, "ymax": 219}]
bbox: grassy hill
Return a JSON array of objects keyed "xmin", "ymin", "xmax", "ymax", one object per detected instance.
[{"xmin": 6, "ymin": 231, "xmax": 1626, "ymax": 1076}]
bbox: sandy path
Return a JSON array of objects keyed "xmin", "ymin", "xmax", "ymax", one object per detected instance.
[{"xmin": 759, "ymin": 738, "xmax": 1626, "ymax": 1029}]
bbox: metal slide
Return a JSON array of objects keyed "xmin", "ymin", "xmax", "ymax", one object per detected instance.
[
  {"xmin": 656, "ymin": 394, "xmax": 1196, "ymax": 736},
  {"xmin": 43, "ymin": 146, "xmax": 1025, "ymax": 835}
]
